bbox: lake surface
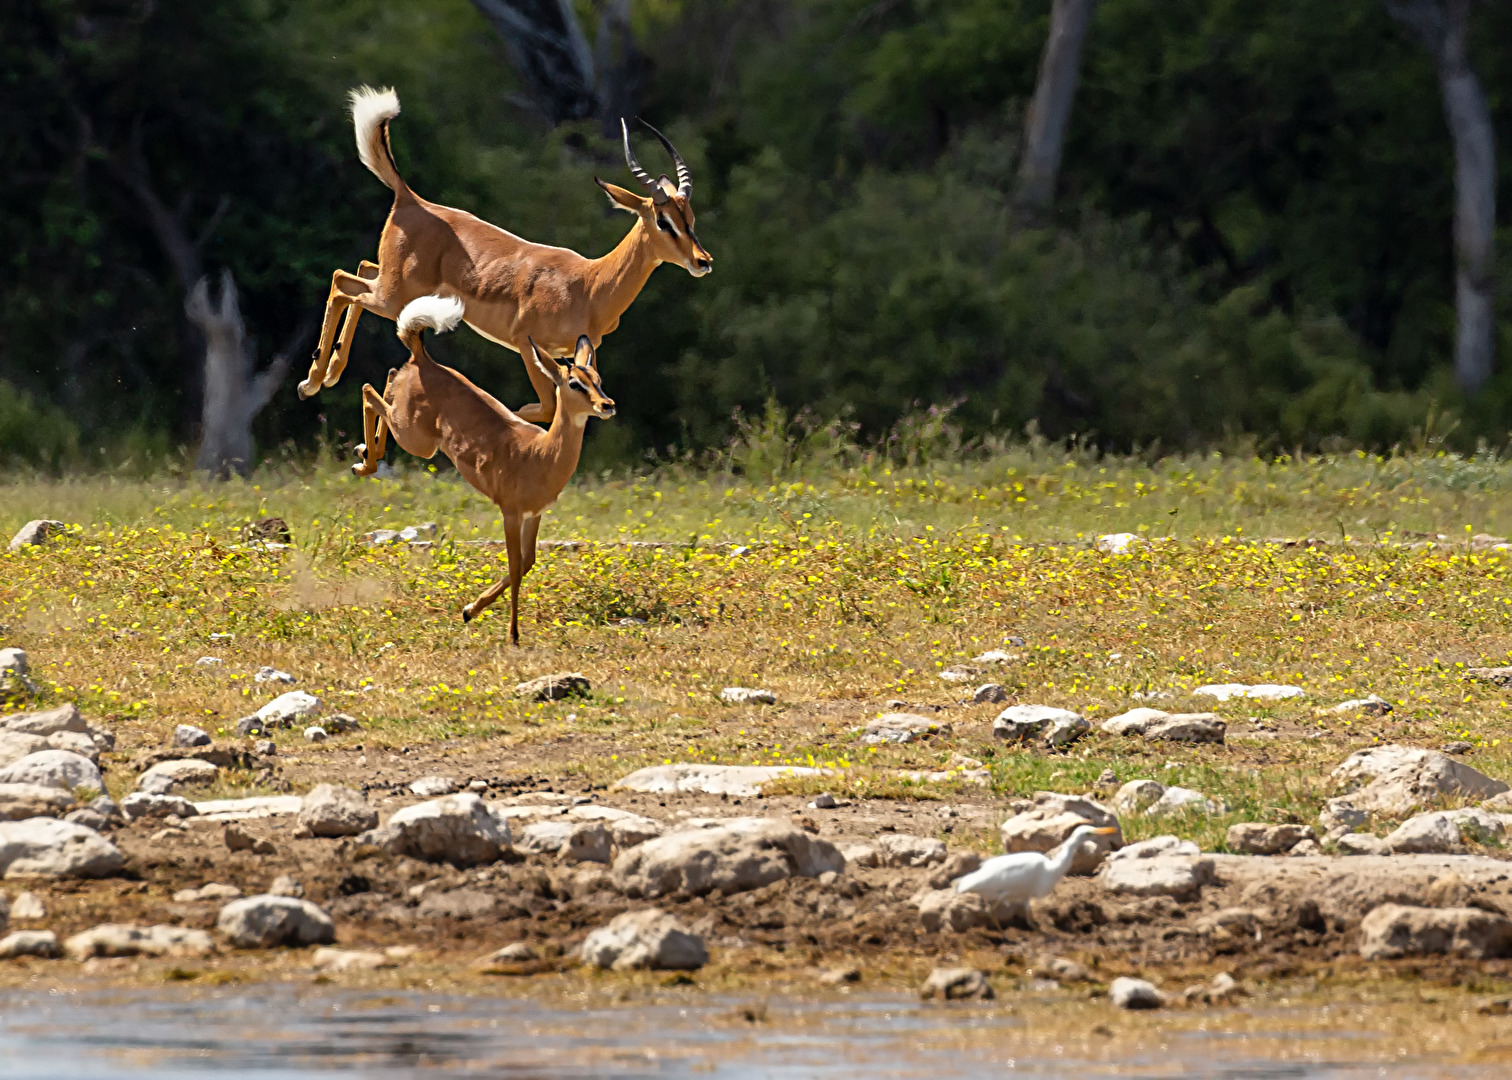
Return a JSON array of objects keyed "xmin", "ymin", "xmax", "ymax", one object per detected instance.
[{"xmin": 0, "ymin": 988, "xmax": 1485, "ymax": 1079}]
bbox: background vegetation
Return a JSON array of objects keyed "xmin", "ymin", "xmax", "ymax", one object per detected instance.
[{"xmin": 4, "ymin": 0, "xmax": 1511, "ymax": 471}]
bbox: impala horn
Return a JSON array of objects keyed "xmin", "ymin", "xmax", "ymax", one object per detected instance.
[
  {"xmin": 621, "ymin": 118, "xmax": 689, "ymax": 204},
  {"xmin": 640, "ymin": 119, "xmax": 693, "ymax": 201}
]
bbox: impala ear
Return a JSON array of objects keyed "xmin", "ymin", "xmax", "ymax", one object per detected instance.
[
  {"xmin": 595, "ymin": 177, "xmax": 647, "ymax": 213},
  {"xmin": 574, "ymin": 335, "xmax": 595, "ymax": 368},
  {"xmin": 527, "ymin": 338, "xmax": 565, "ymax": 385}
]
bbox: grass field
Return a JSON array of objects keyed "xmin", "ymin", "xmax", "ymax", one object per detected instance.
[{"xmin": 4, "ymin": 441, "xmax": 1512, "ymax": 855}]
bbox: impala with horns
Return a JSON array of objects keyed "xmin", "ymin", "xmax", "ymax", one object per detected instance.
[
  {"xmin": 353, "ymin": 294, "xmax": 615, "ymax": 644},
  {"xmin": 299, "ymin": 86, "xmax": 711, "ymax": 423}
]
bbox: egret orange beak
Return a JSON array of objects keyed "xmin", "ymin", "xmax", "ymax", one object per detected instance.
[{"xmin": 1091, "ymin": 826, "xmax": 1117, "ymax": 835}]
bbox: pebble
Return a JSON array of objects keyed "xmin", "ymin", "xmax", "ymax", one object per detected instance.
[
  {"xmin": 254, "ymin": 667, "xmax": 296, "ymax": 684},
  {"xmin": 919, "ymin": 966, "xmax": 994, "ymax": 1001},
  {"xmin": 8, "ymin": 520, "xmax": 65, "ymax": 551},
  {"xmin": 217, "ymin": 895, "xmax": 336, "ymax": 948},
  {"xmin": 1110, "ymin": 976, "xmax": 1165, "ymax": 1009},
  {"xmin": 579, "ymin": 909, "xmax": 706, "ymax": 971},
  {"xmin": 408, "ymin": 776, "xmax": 457, "ymax": 797},
  {"xmin": 195, "ymin": 657, "xmax": 223, "ymax": 667},
  {"xmin": 514, "ymin": 672, "xmax": 591, "ymax": 701},
  {"xmin": 0, "ymin": 930, "xmax": 59, "ymax": 959},
  {"xmin": 304, "ymin": 726, "xmax": 328, "ymax": 743},
  {"xmin": 720, "ymin": 686, "xmax": 776, "ymax": 706},
  {"xmin": 809, "ymin": 792, "xmax": 837, "ymax": 810},
  {"xmin": 269, "ymin": 875, "xmax": 304, "ymax": 897},
  {"xmin": 9, "ymin": 892, "xmax": 45, "ymax": 920},
  {"xmin": 255, "ymin": 691, "xmax": 321, "ymax": 725},
  {"xmin": 971, "ymin": 683, "xmax": 1009, "ymax": 704},
  {"xmin": 172, "ymin": 725, "xmax": 212, "ymax": 748}
]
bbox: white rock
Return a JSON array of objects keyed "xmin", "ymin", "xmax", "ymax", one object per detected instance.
[
  {"xmin": 138, "ymin": 759, "xmax": 219, "ymax": 795},
  {"xmin": 613, "ymin": 763, "xmax": 822, "ymax": 797},
  {"xmin": 195, "ymin": 657, "xmax": 223, "ymax": 667},
  {"xmin": 0, "ymin": 732, "xmax": 47, "ymax": 769},
  {"xmin": 1329, "ymin": 745, "xmax": 1507, "ymax": 816},
  {"xmin": 1225, "ymin": 823, "xmax": 1315, "ymax": 855},
  {"xmin": 1110, "ymin": 976, "xmax": 1165, "ymax": 1009},
  {"xmin": 1101, "ymin": 854, "xmax": 1212, "ymax": 900},
  {"xmin": 190, "ymin": 795, "xmax": 296, "ymax": 821},
  {"xmin": 0, "ymin": 818, "xmax": 121, "ymax": 879},
  {"xmin": 0, "ymin": 649, "xmax": 28, "ymax": 678},
  {"xmin": 612, "ymin": 817, "xmax": 844, "ymax": 898},
  {"xmin": 1359, "ymin": 903, "xmax": 1512, "ymax": 960},
  {"xmin": 720, "ymin": 687, "xmax": 776, "ymax": 706},
  {"xmin": 312, "ymin": 947, "xmax": 395, "ymax": 972},
  {"xmin": 254, "ymin": 667, "xmax": 296, "ymax": 684},
  {"xmin": 217, "ymin": 895, "xmax": 336, "ymax": 948},
  {"xmin": 970, "ymin": 650, "xmax": 1018, "ymax": 664},
  {"xmin": 993, "ymin": 704, "xmax": 1085, "ymax": 744},
  {"xmin": 876, "ymin": 833, "xmax": 947, "ymax": 868},
  {"xmin": 1244, "ymin": 684, "xmax": 1306, "ymax": 701},
  {"xmin": 841, "ymin": 843, "xmax": 880, "ymax": 868},
  {"xmin": 0, "ymin": 750, "xmax": 102, "ymax": 793},
  {"xmin": 172, "ymin": 724, "xmax": 212, "ymax": 748},
  {"xmin": 1336, "ymin": 833, "xmax": 1390, "ymax": 856},
  {"xmin": 255, "ymin": 691, "xmax": 321, "ymax": 725},
  {"xmin": 1101, "ymin": 707, "xmax": 1170, "ymax": 735},
  {"xmin": 1329, "ymin": 695, "xmax": 1392, "ymax": 716},
  {"xmin": 562, "ymin": 805, "xmax": 665, "ymax": 848},
  {"xmin": 44, "ymin": 731, "xmax": 98, "ymax": 763},
  {"xmin": 297, "ymin": 785, "xmax": 377, "ymax": 838},
  {"xmin": 862, "ymin": 713, "xmax": 949, "ymax": 745},
  {"xmin": 1111, "ymin": 779, "xmax": 1166, "ymax": 816},
  {"xmin": 3, "ymin": 704, "xmax": 88, "ymax": 737},
  {"xmin": 173, "ymin": 883, "xmax": 243, "ymax": 903},
  {"xmin": 1385, "ymin": 808, "xmax": 1504, "ymax": 854},
  {"xmin": 362, "ymin": 793, "xmax": 509, "ymax": 866},
  {"xmin": 1146, "ymin": 786, "xmax": 1222, "ymax": 817},
  {"xmin": 0, "ymin": 930, "xmax": 59, "ymax": 959},
  {"xmin": 408, "ymin": 776, "xmax": 456, "ymax": 797},
  {"xmin": 10, "ymin": 891, "xmax": 45, "ymax": 919},
  {"xmin": 303, "ymin": 727, "xmax": 328, "ymax": 743},
  {"xmin": 1193, "ymin": 683, "xmax": 1249, "ymax": 702},
  {"xmin": 579, "ymin": 909, "xmax": 706, "ymax": 970},
  {"xmin": 65, "ymin": 924, "xmax": 215, "ymax": 960},
  {"xmin": 0, "ymin": 783, "xmax": 75, "ymax": 821},
  {"xmin": 1106, "ymin": 835, "xmax": 1202, "ymax": 862},
  {"xmin": 9, "ymin": 520, "xmax": 65, "ymax": 551},
  {"xmin": 120, "ymin": 792, "xmax": 199, "ymax": 821},
  {"xmin": 916, "ymin": 888, "xmax": 1022, "ymax": 932},
  {"xmin": 1096, "ymin": 533, "xmax": 1140, "ymax": 554},
  {"xmin": 1145, "ymin": 713, "xmax": 1226, "ymax": 743},
  {"xmin": 517, "ymin": 820, "xmax": 612, "ymax": 864}
]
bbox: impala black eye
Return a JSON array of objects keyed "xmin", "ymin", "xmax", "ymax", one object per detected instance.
[
  {"xmin": 568, "ymin": 379, "xmax": 586, "ymax": 393},
  {"xmin": 657, "ymin": 217, "xmax": 675, "ymax": 235}
]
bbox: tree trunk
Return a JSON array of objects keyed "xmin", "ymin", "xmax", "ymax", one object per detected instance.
[
  {"xmin": 1015, "ymin": 0, "xmax": 1098, "ymax": 214},
  {"xmin": 185, "ymin": 271, "xmax": 289, "ymax": 478},
  {"xmin": 1388, "ymin": 0, "xmax": 1497, "ymax": 393}
]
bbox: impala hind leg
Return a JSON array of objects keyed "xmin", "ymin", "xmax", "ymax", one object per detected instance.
[
  {"xmin": 352, "ymin": 383, "xmax": 392, "ymax": 477},
  {"xmin": 299, "ymin": 268, "xmax": 373, "ymax": 399}
]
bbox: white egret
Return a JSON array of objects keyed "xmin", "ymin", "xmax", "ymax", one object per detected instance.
[{"xmin": 953, "ymin": 823, "xmax": 1118, "ymax": 910}]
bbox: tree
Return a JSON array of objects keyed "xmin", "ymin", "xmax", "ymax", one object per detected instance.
[
  {"xmin": 1387, "ymin": 0, "xmax": 1497, "ymax": 393},
  {"xmin": 1016, "ymin": 0, "xmax": 1098, "ymax": 213}
]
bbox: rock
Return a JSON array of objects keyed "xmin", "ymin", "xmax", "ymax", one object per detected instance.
[
  {"xmin": 408, "ymin": 776, "xmax": 456, "ymax": 797},
  {"xmin": 1226, "ymin": 823, "xmax": 1316, "ymax": 855},
  {"xmin": 254, "ymin": 740, "xmax": 276, "ymax": 756},
  {"xmin": 1194, "ymin": 683, "xmax": 1305, "ymax": 702},
  {"xmin": 63, "ymin": 809, "xmax": 109, "ymax": 831},
  {"xmin": 10, "ymin": 892, "xmax": 45, "ymax": 920},
  {"xmin": 1110, "ymin": 976, "xmax": 1165, "ymax": 1009},
  {"xmin": 993, "ymin": 705, "xmax": 1086, "ymax": 745},
  {"xmin": 303, "ymin": 727, "xmax": 327, "ymax": 743},
  {"xmin": 195, "ymin": 656, "xmax": 223, "ymax": 667},
  {"xmin": 1358, "ymin": 903, "xmax": 1512, "ymax": 960},
  {"xmin": 972, "ymin": 684, "xmax": 1009, "ymax": 704},
  {"xmin": 720, "ymin": 686, "xmax": 775, "ymax": 705},
  {"xmin": 1145, "ymin": 713, "xmax": 1226, "ymax": 743},
  {"xmin": 613, "ymin": 763, "xmax": 822, "ymax": 797},
  {"xmin": 3, "ymin": 704, "xmax": 88, "ymax": 737},
  {"xmin": 1146, "ymin": 786, "xmax": 1222, "ymax": 817},
  {"xmin": 254, "ymin": 667, "xmax": 296, "ymax": 684},
  {"xmin": 580, "ymin": 909, "xmax": 706, "ymax": 971},
  {"xmin": 255, "ymin": 691, "xmax": 321, "ymax": 726},
  {"xmin": 1045, "ymin": 714, "xmax": 1091, "ymax": 747},
  {"xmin": 0, "ymin": 783, "xmax": 75, "ymax": 820},
  {"xmin": 1101, "ymin": 708, "xmax": 1170, "ymax": 735},
  {"xmin": 0, "ymin": 930, "xmax": 59, "ymax": 959},
  {"xmin": 612, "ymin": 817, "xmax": 844, "ymax": 899},
  {"xmin": 223, "ymin": 825, "xmax": 276, "ymax": 855},
  {"xmin": 919, "ymin": 966, "xmax": 994, "ymax": 1001},
  {"xmin": 477, "ymin": 942, "xmax": 539, "ymax": 966},
  {"xmin": 514, "ymin": 672, "xmax": 591, "ymax": 701},
  {"xmin": 269, "ymin": 875, "xmax": 303, "ymax": 897},
  {"xmin": 1100, "ymin": 838, "xmax": 1212, "ymax": 900},
  {"xmin": 9, "ymin": 520, "xmax": 64, "ymax": 551},
  {"xmin": 120, "ymin": 792, "xmax": 199, "ymax": 821},
  {"xmin": 1442, "ymin": 741, "xmax": 1475, "ymax": 755},
  {"xmin": 915, "ymin": 888, "xmax": 1020, "ymax": 932},
  {"xmin": 173, "ymin": 883, "xmax": 242, "ymax": 903},
  {"xmin": 1044, "ymin": 957, "xmax": 1091, "ymax": 983},
  {"xmin": 999, "ymin": 792, "xmax": 1122, "ymax": 874},
  {"xmin": 1336, "ymin": 832, "xmax": 1390, "ymax": 856},
  {"xmin": 971, "ymin": 649, "xmax": 1020, "ymax": 664},
  {"xmin": 818, "ymin": 965, "xmax": 861, "ymax": 985},
  {"xmin": 928, "ymin": 851, "xmax": 983, "ymax": 889},
  {"xmin": 0, "ymin": 818, "xmax": 123, "ymax": 878},
  {"xmin": 810, "ymin": 792, "xmax": 837, "ymax": 810},
  {"xmin": 0, "ymin": 750, "xmax": 101, "ymax": 793},
  {"xmin": 170, "ymin": 723, "xmax": 211, "ymax": 750},
  {"xmin": 312, "ymin": 947, "xmax": 394, "ymax": 972},
  {"xmin": 234, "ymin": 716, "xmax": 268, "ymax": 737},
  {"xmin": 0, "ymin": 648, "xmax": 25, "ymax": 675},
  {"xmin": 1289, "ymin": 838, "xmax": 1323, "ymax": 856},
  {"xmin": 1096, "ymin": 533, "xmax": 1141, "ymax": 554},
  {"xmin": 938, "ymin": 666, "xmax": 980, "ymax": 683},
  {"xmin": 417, "ymin": 888, "xmax": 496, "ymax": 920},
  {"xmin": 877, "ymin": 833, "xmax": 948, "ymax": 868},
  {"xmin": 45, "ymin": 731, "xmax": 99, "ymax": 763},
  {"xmin": 862, "ymin": 713, "xmax": 950, "ymax": 745},
  {"xmin": 1319, "ymin": 799, "xmax": 1369, "ymax": 832},
  {"xmin": 1108, "ymin": 780, "xmax": 1163, "ymax": 817},
  {"xmin": 360, "ymin": 793, "xmax": 509, "ymax": 867},
  {"xmin": 1329, "ymin": 746, "xmax": 1508, "ymax": 817},
  {"xmin": 297, "ymin": 784, "xmax": 377, "ymax": 838},
  {"xmin": 841, "ymin": 843, "xmax": 879, "ymax": 868},
  {"xmin": 138, "ymin": 758, "xmax": 219, "ymax": 795},
  {"xmin": 517, "ymin": 820, "xmax": 612, "ymax": 864},
  {"xmin": 64, "ymin": 924, "xmax": 214, "ymax": 960},
  {"xmin": 194, "ymin": 794, "xmax": 300, "ymax": 820},
  {"xmin": 1467, "ymin": 667, "xmax": 1512, "ymax": 688},
  {"xmin": 1328, "ymin": 695, "xmax": 1393, "ymax": 716},
  {"xmin": 0, "ymin": 732, "xmax": 47, "ymax": 769},
  {"xmin": 1385, "ymin": 809, "xmax": 1504, "ymax": 854},
  {"xmin": 217, "ymin": 895, "xmax": 336, "ymax": 948}
]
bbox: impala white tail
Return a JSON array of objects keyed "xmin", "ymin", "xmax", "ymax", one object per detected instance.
[
  {"xmin": 349, "ymin": 85, "xmax": 404, "ymax": 191},
  {"xmin": 397, "ymin": 295, "xmax": 465, "ymax": 337}
]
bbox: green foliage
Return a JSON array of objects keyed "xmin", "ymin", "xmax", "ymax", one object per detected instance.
[{"xmin": 0, "ymin": 381, "xmax": 78, "ymax": 470}]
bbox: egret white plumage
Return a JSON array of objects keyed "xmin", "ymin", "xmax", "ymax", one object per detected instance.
[{"xmin": 953, "ymin": 823, "xmax": 1118, "ymax": 909}]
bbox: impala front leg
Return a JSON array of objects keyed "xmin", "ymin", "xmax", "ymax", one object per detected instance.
[
  {"xmin": 461, "ymin": 513, "xmax": 525, "ymax": 641},
  {"xmin": 352, "ymin": 384, "xmax": 391, "ymax": 477},
  {"xmin": 513, "ymin": 338, "xmax": 558, "ymax": 425}
]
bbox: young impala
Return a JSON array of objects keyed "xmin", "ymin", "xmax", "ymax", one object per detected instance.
[
  {"xmin": 301, "ymin": 86, "xmax": 711, "ymax": 423},
  {"xmin": 353, "ymin": 294, "xmax": 615, "ymax": 643}
]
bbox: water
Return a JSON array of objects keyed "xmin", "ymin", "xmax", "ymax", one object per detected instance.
[{"xmin": 0, "ymin": 988, "xmax": 1484, "ymax": 1079}]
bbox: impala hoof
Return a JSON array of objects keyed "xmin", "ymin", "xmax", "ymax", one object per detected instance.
[
  {"xmin": 296, "ymin": 381, "xmax": 316, "ymax": 400},
  {"xmin": 461, "ymin": 607, "xmax": 474, "ymax": 623},
  {"xmin": 354, "ymin": 442, "xmax": 367, "ymax": 459}
]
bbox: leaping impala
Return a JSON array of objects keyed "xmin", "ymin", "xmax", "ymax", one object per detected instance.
[
  {"xmin": 299, "ymin": 86, "xmax": 711, "ymax": 423},
  {"xmin": 353, "ymin": 294, "xmax": 615, "ymax": 644}
]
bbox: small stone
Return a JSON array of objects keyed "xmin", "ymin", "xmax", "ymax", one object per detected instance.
[
  {"xmin": 1044, "ymin": 957, "xmax": 1091, "ymax": 983},
  {"xmin": 478, "ymin": 942, "xmax": 539, "ymax": 966},
  {"xmin": 1225, "ymin": 823, "xmax": 1316, "ymax": 856},
  {"xmin": 10, "ymin": 892, "xmax": 45, "ymax": 920},
  {"xmin": 1144, "ymin": 713, "xmax": 1226, "ymax": 744},
  {"xmin": 1145, "ymin": 786, "xmax": 1221, "ymax": 818},
  {"xmin": 971, "ymin": 684, "xmax": 1009, "ymax": 704},
  {"xmin": 303, "ymin": 727, "xmax": 328, "ymax": 743},
  {"xmin": 720, "ymin": 686, "xmax": 776, "ymax": 706},
  {"xmin": 1110, "ymin": 976, "xmax": 1165, "ymax": 1009},
  {"xmin": 818, "ymin": 965, "xmax": 861, "ymax": 985},
  {"xmin": 255, "ymin": 691, "xmax": 321, "ymax": 726},
  {"xmin": 1100, "ymin": 707, "xmax": 1170, "ymax": 736},
  {"xmin": 876, "ymin": 833, "xmax": 947, "ymax": 868},
  {"xmin": 234, "ymin": 716, "xmax": 268, "ymax": 737},
  {"xmin": 269, "ymin": 875, "xmax": 303, "ymax": 897},
  {"xmin": 254, "ymin": 667, "xmax": 296, "ymax": 685},
  {"xmin": 841, "ymin": 843, "xmax": 879, "ymax": 868},
  {"xmin": 172, "ymin": 725, "xmax": 212, "ymax": 749},
  {"xmin": 0, "ymin": 750, "xmax": 102, "ymax": 794},
  {"xmin": 1359, "ymin": 903, "xmax": 1512, "ymax": 960},
  {"xmin": 0, "ymin": 930, "xmax": 59, "ymax": 959},
  {"xmin": 1096, "ymin": 533, "xmax": 1140, "ymax": 554},
  {"xmin": 468, "ymin": 779, "xmax": 488, "ymax": 793},
  {"xmin": 579, "ymin": 909, "xmax": 706, "ymax": 970},
  {"xmin": 312, "ymin": 947, "xmax": 393, "ymax": 972},
  {"xmin": 1111, "ymin": 779, "xmax": 1166, "ymax": 816},
  {"xmin": 120, "ymin": 792, "xmax": 198, "ymax": 821},
  {"xmin": 993, "ymin": 705, "xmax": 1085, "ymax": 745},
  {"xmin": 919, "ymin": 966, "xmax": 993, "ymax": 1001},
  {"xmin": 8, "ymin": 520, "xmax": 65, "ymax": 552},
  {"xmin": 1442, "ymin": 741, "xmax": 1474, "ymax": 756},
  {"xmin": 408, "ymin": 776, "xmax": 457, "ymax": 797},
  {"xmin": 223, "ymin": 824, "xmax": 276, "ymax": 855},
  {"xmin": 138, "ymin": 758, "xmax": 219, "ymax": 795},
  {"xmin": 862, "ymin": 713, "xmax": 949, "ymax": 745},
  {"xmin": 809, "ymin": 792, "xmax": 837, "ymax": 810},
  {"xmin": 173, "ymin": 883, "xmax": 243, "ymax": 903},
  {"xmin": 298, "ymin": 785, "xmax": 377, "ymax": 838},
  {"xmin": 65, "ymin": 924, "xmax": 215, "ymax": 960},
  {"xmin": 217, "ymin": 895, "xmax": 335, "ymax": 948},
  {"xmin": 1289, "ymin": 838, "xmax": 1323, "ymax": 856},
  {"xmin": 514, "ymin": 672, "xmax": 591, "ymax": 701},
  {"xmin": 195, "ymin": 657, "xmax": 223, "ymax": 667},
  {"xmin": 254, "ymin": 740, "xmax": 276, "ymax": 756},
  {"xmin": 1328, "ymin": 695, "xmax": 1392, "ymax": 716}
]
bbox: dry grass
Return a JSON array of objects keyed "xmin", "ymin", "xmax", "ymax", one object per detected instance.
[{"xmin": 4, "ymin": 447, "xmax": 1512, "ymax": 852}]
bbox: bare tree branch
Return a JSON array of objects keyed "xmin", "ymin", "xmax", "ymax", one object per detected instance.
[{"xmin": 1016, "ymin": 0, "xmax": 1099, "ymax": 215}]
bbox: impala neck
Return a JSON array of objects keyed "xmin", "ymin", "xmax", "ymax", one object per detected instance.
[
  {"xmin": 586, "ymin": 218, "xmax": 659, "ymax": 328},
  {"xmin": 537, "ymin": 397, "xmax": 589, "ymax": 493}
]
